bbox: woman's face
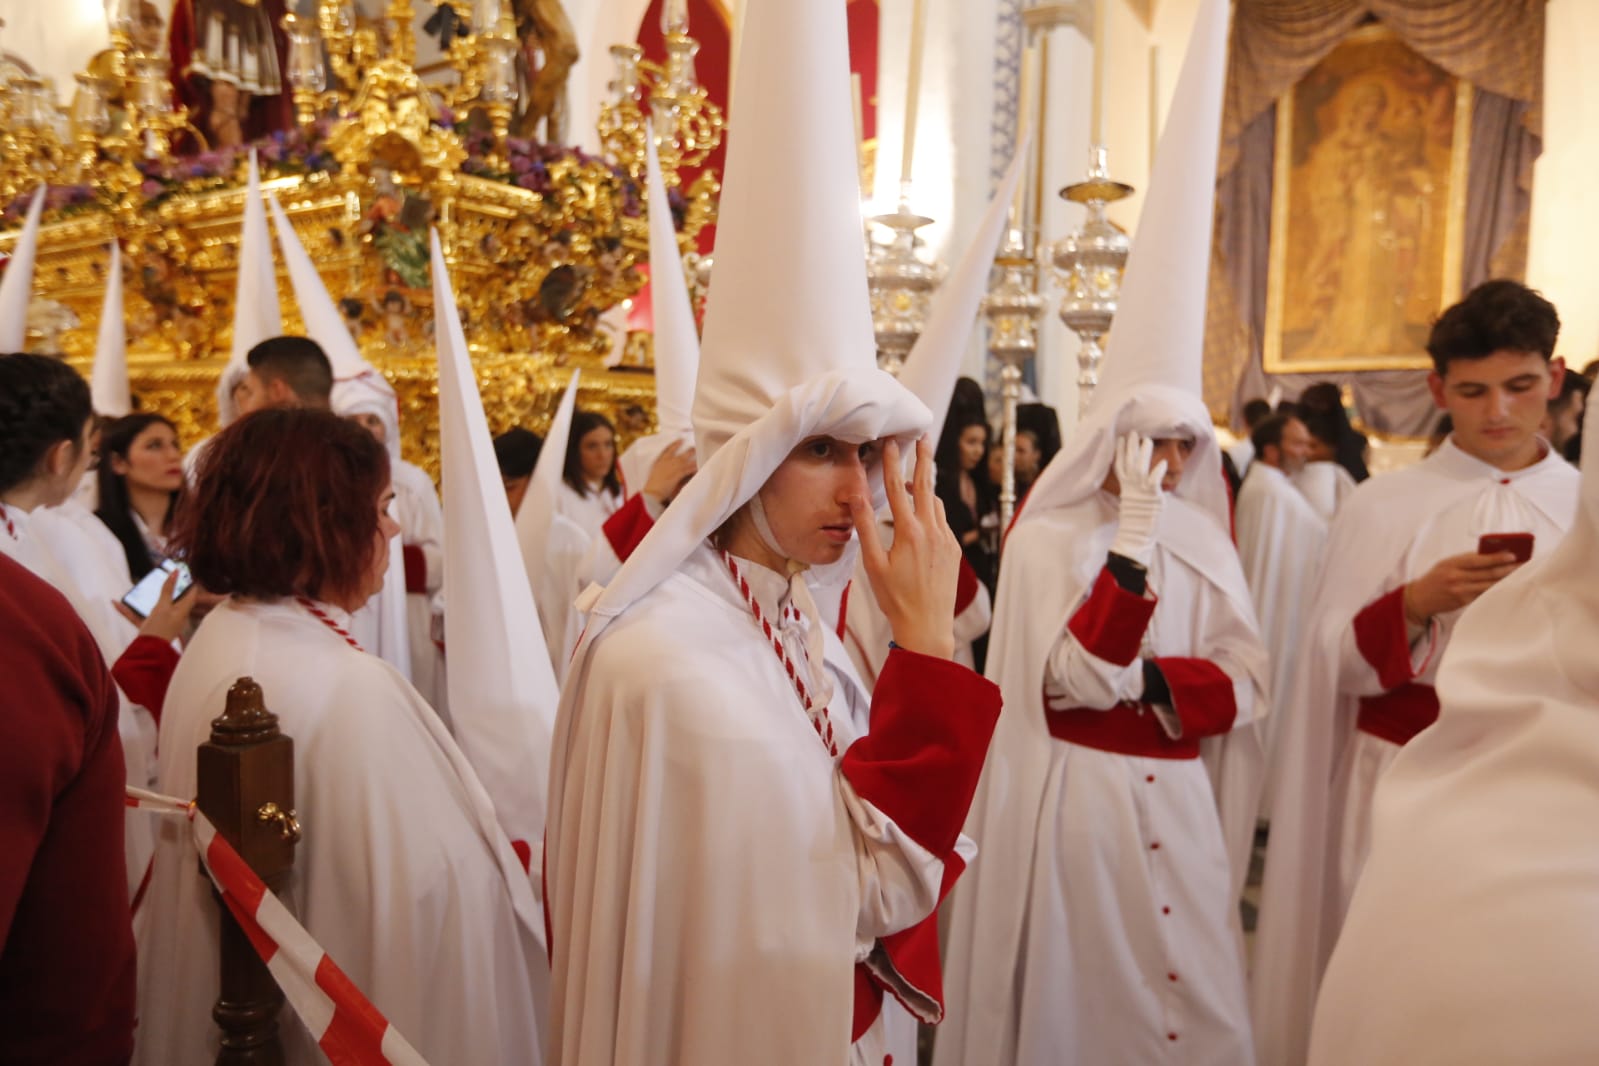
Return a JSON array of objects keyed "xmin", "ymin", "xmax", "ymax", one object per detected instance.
[
  {"xmin": 113, "ymin": 421, "xmax": 184, "ymax": 494},
  {"xmin": 1014, "ymin": 431, "xmax": 1042, "ymax": 480},
  {"xmin": 959, "ymin": 424, "xmax": 987, "ymax": 473},
  {"xmin": 579, "ymin": 425, "xmax": 616, "ymax": 483},
  {"xmin": 359, "ymin": 484, "xmax": 402, "ymax": 603},
  {"xmin": 754, "ymin": 436, "xmax": 879, "ymax": 568},
  {"xmin": 351, "ymin": 412, "xmax": 388, "ymax": 446}
]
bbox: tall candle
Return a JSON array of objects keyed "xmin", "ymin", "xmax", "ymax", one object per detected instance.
[
  {"xmin": 662, "ymin": 0, "xmax": 688, "ymax": 36},
  {"xmin": 1090, "ymin": 0, "xmax": 1106, "ymax": 146},
  {"xmin": 900, "ymin": 0, "xmax": 928, "ymax": 188},
  {"xmin": 1011, "ymin": 39, "xmax": 1033, "ymax": 231}
]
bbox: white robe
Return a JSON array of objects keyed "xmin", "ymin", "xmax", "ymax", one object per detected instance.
[
  {"xmin": 1234, "ymin": 463, "xmax": 1328, "ymax": 803},
  {"xmin": 1291, "ymin": 460, "xmax": 1356, "ymax": 522},
  {"xmin": 393, "ymin": 458, "xmax": 447, "ymax": 716},
  {"xmin": 2, "ymin": 502, "xmax": 159, "ymax": 902},
  {"xmin": 1307, "ymin": 496, "xmax": 1599, "ymax": 1063},
  {"xmin": 555, "ymin": 480, "xmax": 622, "ymax": 542},
  {"xmin": 937, "ymin": 493, "xmax": 1267, "ymax": 1066},
  {"xmin": 134, "ymin": 598, "xmax": 547, "ymax": 1066},
  {"xmin": 1253, "ymin": 437, "xmax": 1579, "ymax": 1066},
  {"xmin": 547, "ymin": 544, "xmax": 995, "ymax": 1066},
  {"xmin": 346, "ymin": 536, "xmax": 412, "ymax": 682}
]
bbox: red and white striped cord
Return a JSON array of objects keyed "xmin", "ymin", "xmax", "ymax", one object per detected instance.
[
  {"xmin": 296, "ymin": 597, "xmax": 366, "ymax": 652},
  {"xmin": 125, "ymin": 786, "xmax": 427, "ymax": 1066},
  {"xmin": 719, "ymin": 551, "xmax": 838, "ymax": 757},
  {"xmin": 0, "ymin": 503, "xmax": 16, "ymax": 540}
]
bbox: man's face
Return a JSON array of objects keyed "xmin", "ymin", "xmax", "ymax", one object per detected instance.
[
  {"xmin": 234, "ymin": 370, "xmax": 268, "ymax": 417},
  {"xmin": 1547, "ymin": 395, "xmax": 1584, "ymax": 452},
  {"xmin": 351, "ymin": 411, "xmax": 388, "ymax": 446},
  {"xmin": 756, "ymin": 436, "xmax": 878, "ymax": 568},
  {"xmin": 1148, "ymin": 437, "xmax": 1194, "ymax": 492},
  {"xmin": 1275, "ymin": 418, "xmax": 1312, "ymax": 476},
  {"xmin": 1014, "ymin": 432, "xmax": 1041, "ymax": 480},
  {"xmin": 503, "ymin": 474, "xmax": 531, "ymax": 516},
  {"xmin": 1429, "ymin": 350, "xmax": 1562, "ymax": 469}
]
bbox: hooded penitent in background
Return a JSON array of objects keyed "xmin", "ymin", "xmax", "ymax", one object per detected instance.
[
  {"xmin": 542, "ymin": 0, "xmax": 1002, "ymax": 1061},
  {"xmin": 1305, "ymin": 383, "xmax": 1599, "ymax": 1065},
  {"xmin": 514, "ymin": 368, "xmax": 588, "ymax": 679},
  {"xmin": 432, "ymin": 229, "xmax": 555, "ymax": 1041},
  {"xmin": 91, "ymin": 242, "xmax": 133, "ymax": 419},
  {"xmin": 574, "ymin": 128, "xmax": 702, "ymax": 590},
  {"xmin": 936, "ymin": 1, "xmax": 1267, "ymax": 1063},
  {"xmin": 840, "ymin": 144, "xmax": 1025, "ymax": 689},
  {"xmin": 0, "ymin": 186, "xmax": 45, "ymax": 351},
  {"xmin": 268, "ymin": 192, "xmax": 418, "ymax": 687}
]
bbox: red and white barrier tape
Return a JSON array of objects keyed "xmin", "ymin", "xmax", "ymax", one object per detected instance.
[{"xmin": 126, "ymin": 786, "xmax": 429, "ymax": 1066}]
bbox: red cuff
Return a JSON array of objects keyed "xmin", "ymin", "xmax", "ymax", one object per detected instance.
[
  {"xmin": 111, "ymin": 635, "xmax": 182, "ymax": 722},
  {"xmin": 1066, "ymin": 567, "xmax": 1157, "ymax": 667},
  {"xmin": 602, "ymin": 493, "xmax": 655, "ymax": 562},
  {"xmin": 841, "ymin": 649, "xmax": 1000, "ymax": 857},
  {"xmin": 402, "ymin": 544, "xmax": 428, "ymax": 595},
  {"xmin": 852, "ymin": 962, "xmax": 883, "ymax": 1041},
  {"xmin": 1151, "ymin": 657, "xmax": 1238, "ymax": 739},
  {"xmin": 835, "ymin": 580, "xmax": 851, "ymax": 640},
  {"xmin": 874, "ymin": 851, "xmax": 967, "ymax": 1026},
  {"xmin": 954, "ymin": 556, "xmax": 979, "ymax": 616},
  {"xmin": 1353, "ymin": 586, "xmax": 1420, "ymax": 690}
]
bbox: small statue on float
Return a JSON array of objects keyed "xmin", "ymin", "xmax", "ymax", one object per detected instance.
[
  {"xmin": 167, "ymin": 0, "xmax": 292, "ymax": 147},
  {"xmin": 511, "ymin": 0, "xmax": 578, "ymax": 142}
]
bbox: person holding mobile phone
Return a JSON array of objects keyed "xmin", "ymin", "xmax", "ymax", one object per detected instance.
[{"xmin": 1256, "ymin": 280, "xmax": 1583, "ymax": 1065}]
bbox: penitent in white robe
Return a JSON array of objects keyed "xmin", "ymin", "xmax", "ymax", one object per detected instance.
[
  {"xmin": 1306, "ymin": 402, "xmax": 1599, "ymax": 1066},
  {"xmin": 555, "ymin": 480, "xmax": 622, "ymax": 542},
  {"xmin": 134, "ymin": 598, "xmax": 548, "ymax": 1066},
  {"xmin": 1234, "ymin": 462, "xmax": 1327, "ymax": 802},
  {"xmin": 1253, "ymin": 437, "xmax": 1578, "ymax": 1066},
  {"xmin": 393, "ymin": 458, "xmax": 447, "ymax": 716},
  {"xmin": 939, "ymin": 493, "xmax": 1266, "ymax": 1066},
  {"xmin": 547, "ymin": 544, "xmax": 999, "ymax": 1066},
  {"xmin": 1291, "ymin": 460, "xmax": 1356, "ymax": 522}
]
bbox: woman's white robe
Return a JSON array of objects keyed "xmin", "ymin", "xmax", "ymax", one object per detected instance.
[{"xmin": 133, "ymin": 599, "xmax": 547, "ymax": 1066}]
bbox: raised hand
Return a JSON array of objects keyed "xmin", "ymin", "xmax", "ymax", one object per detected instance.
[
  {"xmin": 1403, "ymin": 550, "xmax": 1523, "ymax": 625},
  {"xmin": 114, "ymin": 568, "xmax": 202, "ymax": 645},
  {"xmin": 847, "ymin": 436, "xmax": 960, "ymax": 661},
  {"xmin": 1109, "ymin": 431, "xmax": 1166, "ymax": 568},
  {"xmin": 642, "ymin": 439, "xmax": 698, "ymax": 505}
]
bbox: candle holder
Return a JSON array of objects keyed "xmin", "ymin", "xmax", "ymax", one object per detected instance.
[
  {"xmin": 284, "ymin": 12, "xmax": 327, "ymax": 130},
  {"xmin": 595, "ymin": 12, "xmax": 724, "ymax": 188},
  {"xmin": 866, "ymin": 197, "xmax": 941, "ymax": 376},
  {"xmin": 1050, "ymin": 144, "xmax": 1132, "ymax": 415},
  {"xmin": 983, "ymin": 228, "xmax": 1046, "ymax": 531}
]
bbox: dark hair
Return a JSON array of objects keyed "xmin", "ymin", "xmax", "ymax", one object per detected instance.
[
  {"xmin": 950, "ymin": 377, "xmax": 987, "ymax": 423},
  {"xmin": 935, "ymin": 406, "xmax": 990, "ymax": 473},
  {"xmin": 1241, "ymin": 398, "xmax": 1273, "ymax": 429},
  {"xmin": 246, "ymin": 336, "xmax": 334, "ymax": 406},
  {"xmin": 170, "ymin": 408, "xmax": 389, "ymax": 603},
  {"xmin": 563, "ymin": 410, "xmax": 620, "ymax": 497},
  {"xmin": 1552, "ymin": 369, "xmax": 1591, "ymax": 413},
  {"xmin": 1250, "ymin": 413, "xmax": 1295, "ymax": 456},
  {"xmin": 1016, "ymin": 403, "xmax": 1062, "ymax": 469},
  {"xmin": 1426, "ymin": 280, "xmax": 1560, "ymax": 375},
  {"xmin": 95, "ymin": 413, "xmax": 183, "ymax": 580},
  {"xmin": 0, "ymin": 352, "xmax": 93, "ymax": 493},
  {"xmin": 494, "ymin": 427, "xmax": 544, "ymax": 480}
]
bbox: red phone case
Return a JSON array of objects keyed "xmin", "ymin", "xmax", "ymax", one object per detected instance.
[{"xmin": 1477, "ymin": 532, "xmax": 1534, "ymax": 563}]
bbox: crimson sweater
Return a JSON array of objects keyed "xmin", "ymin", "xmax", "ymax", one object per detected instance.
[{"xmin": 0, "ymin": 553, "xmax": 136, "ymax": 1065}]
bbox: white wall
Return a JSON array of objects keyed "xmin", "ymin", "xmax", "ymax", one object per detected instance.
[{"xmin": 1526, "ymin": 0, "xmax": 1599, "ymax": 370}]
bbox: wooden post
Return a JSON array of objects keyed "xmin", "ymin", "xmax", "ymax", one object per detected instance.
[{"xmin": 196, "ymin": 677, "xmax": 299, "ymax": 1066}]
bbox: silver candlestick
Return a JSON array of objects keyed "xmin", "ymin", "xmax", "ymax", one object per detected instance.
[
  {"xmin": 983, "ymin": 228, "xmax": 1046, "ymax": 533},
  {"xmin": 1051, "ymin": 145, "xmax": 1132, "ymax": 415},
  {"xmin": 866, "ymin": 198, "xmax": 942, "ymax": 376}
]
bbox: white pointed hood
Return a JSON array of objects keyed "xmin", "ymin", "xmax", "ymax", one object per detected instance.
[
  {"xmin": 1012, "ymin": 0, "xmax": 1231, "ymax": 533},
  {"xmin": 0, "ymin": 186, "xmax": 45, "ymax": 351},
  {"xmin": 91, "ymin": 242, "xmax": 132, "ymax": 417},
  {"xmin": 219, "ymin": 153, "xmax": 282, "ymax": 425},
  {"xmin": 267, "ymin": 191, "xmax": 401, "ymax": 456},
  {"xmin": 896, "ymin": 144, "xmax": 1027, "ymax": 471},
  {"xmin": 580, "ymin": 0, "xmax": 929, "ymax": 626},
  {"xmin": 617, "ymin": 125, "xmax": 702, "ymax": 494},
  {"xmin": 515, "ymin": 368, "xmax": 581, "ymax": 601},
  {"xmin": 433, "ymin": 230, "xmax": 559, "ymax": 889}
]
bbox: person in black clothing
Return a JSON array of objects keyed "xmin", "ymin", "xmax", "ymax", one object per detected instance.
[
  {"xmin": 935, "ymin": 403, "xmax": 999, "ymax": 595},
  {"xmin": 1299, "ymin": 382, "xmax": 1370, "ymax": 482}
]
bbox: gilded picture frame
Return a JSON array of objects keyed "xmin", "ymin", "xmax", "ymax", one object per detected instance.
[{"xmin": 1263, "ymin": 25, "xmax": 1472, "ymax": 374}]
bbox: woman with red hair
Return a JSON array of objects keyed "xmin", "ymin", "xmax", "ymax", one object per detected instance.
[{"xmin": 134, "ymin": 408, "xmax": 547, "ymax": 1066}]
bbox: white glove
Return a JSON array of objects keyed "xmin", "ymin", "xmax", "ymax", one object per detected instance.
[{"xmin": 1108, "ymin": 432, "xmax": 1167, "ymax": 567}]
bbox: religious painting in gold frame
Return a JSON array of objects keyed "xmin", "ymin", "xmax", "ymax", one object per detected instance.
[{"xmin": 1263, "ymin": 26, "xmax": 1472, "ymax": 374}]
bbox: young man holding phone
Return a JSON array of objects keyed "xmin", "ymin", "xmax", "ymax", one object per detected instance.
[{"xmin": 1255, "ymin": 279, "xmax": 1581, "ymax": 1066}]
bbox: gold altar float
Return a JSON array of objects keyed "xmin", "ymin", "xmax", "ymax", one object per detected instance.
[{"xmin": 0, "ymin": 0, "xmax": 723, "ymax": 477}]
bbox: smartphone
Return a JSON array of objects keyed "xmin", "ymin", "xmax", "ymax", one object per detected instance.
[
  {"xmin": 1477, "ymin": 532, "xmax": 1534, "ymax": 563},
  {"xmin": 121, "ymin": 560, "xmax": 194, "ymax": 620}
]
